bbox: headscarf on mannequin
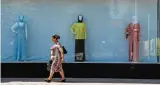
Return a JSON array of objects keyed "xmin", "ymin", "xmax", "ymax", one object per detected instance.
[
  {"xmin": 18, "ymin": 15, "xmax": 24, "ymax": 22},
  {"xmin": 132, "ymin": 16, "xmax": 138, "ymax": 24},
  {"xmin": 78, "ymin": 15, "xmax": 83, "ymax": 22}
]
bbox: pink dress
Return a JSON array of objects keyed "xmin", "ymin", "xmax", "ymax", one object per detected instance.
[
  {"xmin": 50, "ymin": 42, "xmax": 63, "ymax": 72},
  {"xmin": 126, "ymin": 23, "xmax": 140, "ymax": 62}
]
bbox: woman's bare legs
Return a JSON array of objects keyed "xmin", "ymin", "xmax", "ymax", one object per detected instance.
[
  {"xmin": 48, "ymin": 71, "xmax": 55, "ymax": 80},
  {"xmin": 59, "ymin": 68, "xmax": 65, "ymax": 80},
  {"xmin": 44, "ymin": 71, "xmax": 55, "ymax": 83}
]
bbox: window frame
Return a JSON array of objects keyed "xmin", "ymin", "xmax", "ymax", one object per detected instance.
[{"xmin": 157, "ymin": 0, "xmax": 160, "ymax": 62}]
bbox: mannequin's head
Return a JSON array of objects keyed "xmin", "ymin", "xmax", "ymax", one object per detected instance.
[
  {"xmin": 18, "ymin": 15, "xmax": 24, "ymax": 22},
  {"xmin": 78, "ymin": 15, "xmax": 83, "ymax": 22},
  {"xmin": 132, "ymin": 16, "xmax": 138, "ymax": 24}
]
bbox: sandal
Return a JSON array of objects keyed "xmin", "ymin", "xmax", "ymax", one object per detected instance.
[
  {"xmin": 44, "ymin": 79, "xmax": 51, "ymax": 83},
  {"xmin": 60, "ymin": 79, "xmax": 66, "ymax": 82}
]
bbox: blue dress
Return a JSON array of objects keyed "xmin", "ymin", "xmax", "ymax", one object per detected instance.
[{"xmin": 14, "ymin": 22, "xmax": 26, "ymax": 61}]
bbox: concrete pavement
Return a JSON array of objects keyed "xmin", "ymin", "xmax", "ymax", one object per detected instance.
[{"xmin": 1, "ymin": 78, "xmax": 160, "ymax": 85}]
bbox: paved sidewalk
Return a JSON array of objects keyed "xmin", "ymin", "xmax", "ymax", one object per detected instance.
[{"xmin": 1, "ymin": 78, "xmax": 160, "ymax": 85}]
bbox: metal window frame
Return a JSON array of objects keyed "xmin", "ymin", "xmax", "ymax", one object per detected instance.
[{"xmin": 157, "ymin": 0, "xmax": 160, "ymax": 62}]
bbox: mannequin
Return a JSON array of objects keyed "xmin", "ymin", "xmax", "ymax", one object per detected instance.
[
  {"xmin": 11, "ymin": 15, "xmax": 27, "ymax": 61},
  {"xmin": 71, "ymin": 15, "xmax": 87, "ymax": 62},
  {"xmin": 125, "ymin": 16, "xmax": 140, "ymax": 62}
]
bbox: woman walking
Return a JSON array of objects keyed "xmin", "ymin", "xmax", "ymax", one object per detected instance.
[{"xmin": 45, "ymin": 34, "xmax": 66, "ymax": 83}]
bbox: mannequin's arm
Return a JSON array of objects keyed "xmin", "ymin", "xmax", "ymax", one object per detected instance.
[
  {"xmin": 84, "ymin": 24, "xmax": 87, "ymax": 39},
  {"xmin": 125, "ymin": 25, "xmax": 130, "ymax": 39},
  {"xmin": 137, "ymin": 24, "xmax": 140, "ymax": 41},
  {"xmin": 25, "ymin": 24, "xmax": 28, "ymax": 40},
  {"xmin": 71, "ymin": 24, "xmax": 76, "ymax": 34},
  {"xmin": 11, "ymin": 23, "xmax": 18, "ymax": 33}
]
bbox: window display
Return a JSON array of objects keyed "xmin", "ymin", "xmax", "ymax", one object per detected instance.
[
  {"xmin": 125, "ymin": 16, "xmax": 140, "ymax": 62},
  {"xmin": 71, "ymin": 15, "xmax": 87, "ymax": 62},
  {"xmin": 11, "ymin": 15, "xmax": 27, "ymax": 61},
  {"xmin": 1, "ymin": 0, "xmax": 159, "ymax": 63}
]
